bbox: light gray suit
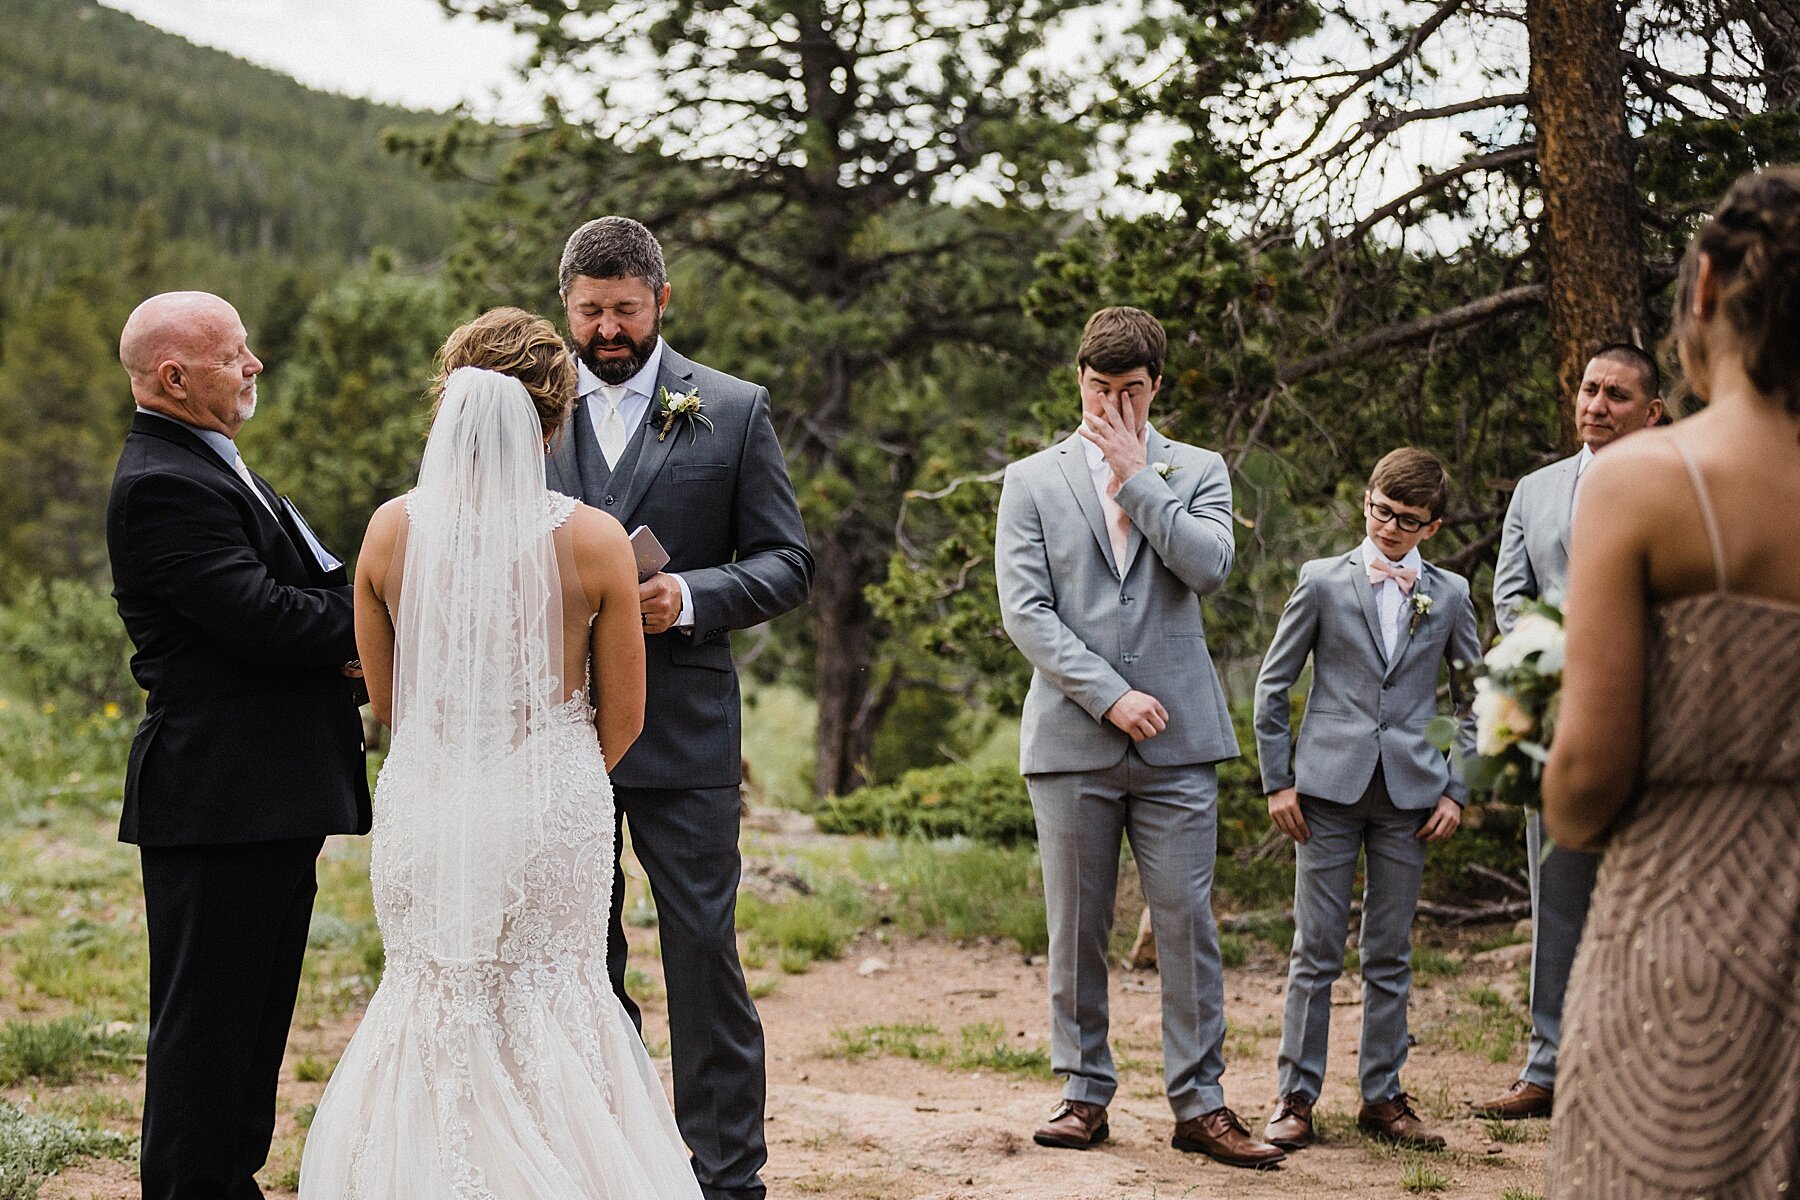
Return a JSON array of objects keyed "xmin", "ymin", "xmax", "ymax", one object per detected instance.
[
  {"xmin": 996, "ymin": 429, "xmax": 1239, "ymax": 1120},
  {"xmin": 1493, "ymin": 453, "xmax": 1600, "ymax": 1091},
  {"xmin": 1253, "ymin": 549, "xmax": 1480, "ymax": 1104}
]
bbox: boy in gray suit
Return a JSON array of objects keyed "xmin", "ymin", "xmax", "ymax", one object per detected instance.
[
  {"xmin": 1254, "ymin": 448, "xmax": 1480, "ymax": 1152},
  {"xmin": 996, "ymin": 308, "xmax": 1283, "ymax": 1170}
]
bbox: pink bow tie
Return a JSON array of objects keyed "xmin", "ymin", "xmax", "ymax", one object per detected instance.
[{"xmin": 1367, "ymin": 559, "xmax": 1417, "ymax": 592}]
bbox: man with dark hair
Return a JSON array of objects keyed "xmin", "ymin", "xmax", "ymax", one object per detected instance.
[
  {"xmin": 1472, "ymin": 343, "xmax": 1663, "ymax": 1121},
  {"xmin": 547, "ymin": 216, "xmax": 812, "ymax": 1200},
  {"xmin": 996, "ymin": 306, "xmax": 1284, "ymax": 1170}
]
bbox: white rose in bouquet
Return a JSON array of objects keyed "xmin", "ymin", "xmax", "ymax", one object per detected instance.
[
  {"xmin": 1474, "ymin": 676, "xmax": 1536, "ymax": 756},
  {"xmin": 1484, "ymin": 611, "xmax": 1565, "ymax": 672}
]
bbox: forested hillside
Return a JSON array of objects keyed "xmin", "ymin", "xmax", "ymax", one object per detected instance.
[{"xmin": 0, "ymin": 0, "xmax": 471, "ymax": 583}]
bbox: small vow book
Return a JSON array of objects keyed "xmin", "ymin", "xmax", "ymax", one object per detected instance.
[{"xmin": 628, "ymin": 525, "xmax": 670, "ymax": 583}]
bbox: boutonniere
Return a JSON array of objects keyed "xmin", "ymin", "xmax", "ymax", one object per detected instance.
[
  {"xmin": 656, "ymin": 386, "xmax": 713, "ymax": 443},
  {"xmin": 1408, "ymin": 592, "xmax": 1434, "ymax": 636},
  {"xmin": 1152, "ymin": 461, "xmax": 1176, "ymax": 480}
]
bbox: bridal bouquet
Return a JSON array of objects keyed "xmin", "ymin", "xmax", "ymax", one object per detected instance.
[{"xmin": 1430, "ymin": 601, "xmax": 1565, "ymax": 809}]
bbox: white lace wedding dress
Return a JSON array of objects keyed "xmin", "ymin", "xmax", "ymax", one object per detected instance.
[{"xmin": 300, "ymin": 369, "xmax": 701, "ymax": 1200}]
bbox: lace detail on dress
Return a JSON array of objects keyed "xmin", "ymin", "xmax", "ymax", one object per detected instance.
[{"xmin": 301, "ymin": 482, "xmax": 699, "ymax": 1197}]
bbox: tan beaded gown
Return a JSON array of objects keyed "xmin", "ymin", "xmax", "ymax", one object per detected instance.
[{"xmin": 1548, "ymin": 445, "xmax": 1800, "ymax": 1198}]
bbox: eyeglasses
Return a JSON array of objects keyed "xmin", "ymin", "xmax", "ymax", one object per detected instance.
[{"xmin": 1365, "ymin": 498, "xmax": 1431, "ymax": 533}]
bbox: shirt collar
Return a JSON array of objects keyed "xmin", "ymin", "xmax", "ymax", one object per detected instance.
[
  {"xmin": 136, "ymin": 406, "xmax": 238, "ymax": 468},
  {"xmin": 1080, "ymin": 422, "xmax": 1154, "ymax": 468},
  {"xmin": 1360, "ymin": 537, "xmax": 1423, "ymax": 574},
  {"xmin": 1576, "ymin": 442, "xmax": 1595, "ymax": 475},
  {"xmin": 576, "ymin": 337, "xmax": 667, "ymax": 405}
]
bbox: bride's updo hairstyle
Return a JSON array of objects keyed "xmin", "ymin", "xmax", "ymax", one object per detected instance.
[
  {"xmin": 434, "ymin": 307, "xmax": 576, "ymax": 436},
  {"xmin": 1674, "ymin": 166, "xmax": 1800, "ymax": 417}
]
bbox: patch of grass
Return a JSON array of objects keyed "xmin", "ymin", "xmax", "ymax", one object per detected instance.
[
  {"xmin": 1233, "ymin": 911, "xmax": 1296, "ymax": 954},
  {"xmin": 736, "ymin": 877, "xmax": 866, "ymax": 972},
  {"xmin": 0, "ymin": 1099, "xmax": 136, "ymax": 1200},
  {"xmin": 1214, "ymin": 855, "xmax": 1296, "ymax": 911},
  {"xmin": 625, "ymin": 894, "xmax": 659, "ymax": 928},
  {"xmin": 1218, "ymin": 932, "xmax": 1250, "ymax": 968},
  {"xmin": 1434, "ymin": 984, "xmax": 1531, "ymax": 1064},
  {"xmin": 826, "ymin": 1021, "xmax": 1050, "ymax": 1079},
  {"xmin": 739, "ymin": 683, "xmax": 817, "ymax": 811},
  {"xmin": 1401, "ymin": 1159, "xmax": 1452, "ymax": 1192},
  {"xmin": 294, "ymin": 1103, "xmax": 317, "ymax": 1130},
  {"xmin": 12, "ymin": 914, "xmax": 147, "ymax": 1012},
  {"xmin": 1484, "ymin": 1117, "xmax": 1528, "ymax": 1143},
  {"xmin": 623, "ymin": 966, "xmax": 664, "ymax": 1003},
  {"xmin": 852, "ymin": 839, "xmax": 1047, "ymax": 954},
  {"xmin": 748, "ymin": 977, "xmax": 781, "ymax": 999},
  {"xmin": 1500, "ymin": 1189, "xmax": 1544, "ymax": 1200},
  {"xmin": 292, "ymin": 1055, "xmax": 334, "ymax": 1084},
  {"xmin": 0, "ymin": 1016, "xmax": 143, "ymax": 1087},
  {"xmin": 1471, "ymin": 928, "xmax": 1530, "ymax": 954},
  {"xmin": 1412, "ymin": 946, "xmax": 1463, "ymax": 982}
]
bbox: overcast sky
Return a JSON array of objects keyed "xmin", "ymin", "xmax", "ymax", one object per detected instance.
[{"xmin": 99, "ymin": 0, "xmax": 542, "ymax": 119}]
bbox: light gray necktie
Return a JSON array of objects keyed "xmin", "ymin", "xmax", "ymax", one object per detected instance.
[
  {"xmin": 232, "ymin": 453, "xmax": 276, "ymax": 517},
  {"xmin": 595, "ymin": 383, "xmax": 628, "ymax": 468}
]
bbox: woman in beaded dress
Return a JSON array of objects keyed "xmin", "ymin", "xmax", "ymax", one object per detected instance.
[{"xmin": 1542, "ymin": 168, "xmax": 1800, "ymax": 1197}]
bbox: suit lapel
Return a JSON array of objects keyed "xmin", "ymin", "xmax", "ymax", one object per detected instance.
[
  {"xmin": 614, "ymin": 350, "xmax": 693, "ymax": 525},
  {"xmin": 1053, "ymin": 435, "xmax": 1119, "ymax": 576},
  {"xmin": 1347, "ymin": 549, "xmax": 1387, "ymax": 662},
  {"xmin": 1553, "ymin": 454, "xmax": 1580, "ymax": 562},
  {"xmin": 546, "ymin": 391, "xmax": 585, "ymax": 495}
]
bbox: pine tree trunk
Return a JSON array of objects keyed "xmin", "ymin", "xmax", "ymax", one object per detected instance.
[
  {"xmin": 810, "ymin": 525, "xmax": 879, "ymax": 798},
  {"xmin": 1528, "ymin": 0, "xmax": 1647, "ymax": 449}
]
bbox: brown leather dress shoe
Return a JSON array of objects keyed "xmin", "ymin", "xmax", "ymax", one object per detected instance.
[
  {"xmin": 1263, "ymin": 1093, "xmax": 1316, "ymax": 1150},
  {"xmin": 1468, "ymin": 1079, "xmax": 1553, "ymax": 1120},
  {"xmin": 1171, "ymin": 1106, "xmax": 1286, "ymax": 1169},
  {"xmin": 1357, "ymin": 1093, "xmax": 1446, "ymax": 1149},
  {"xmin": 1033, "ymin": 1099, "xmax": 1109, "ymax": 1149}
]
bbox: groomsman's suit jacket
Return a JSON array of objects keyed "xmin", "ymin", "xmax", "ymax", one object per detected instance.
[
  {"xmin": 1254, "ymin": 550, "xmax": 1481, "ymax": 809},
  {"xmin": 996, "ymin": 429, "xmax": 1239, "ymax": 773},
  {"xmin": 1493, "ymin": 453, "xmax": 1582, "ymax": 634},
  {"xmin": 107, "ymin": 411, "xmax": 370, "ymax": 846},
  {"xmin": 545, "ymin": 344, "xmax": 813, "ymax": 789}
]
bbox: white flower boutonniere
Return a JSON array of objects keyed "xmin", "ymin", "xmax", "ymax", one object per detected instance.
[
  {"xmin": 1407, "ymin": 592, "xmax": 1434, "ymax": 636},
  {"xmin": 1152, "ymin": 461, "xmax": 1176, "ymax": 480},
  {"xmin": 656, "ymin": 386, "xmax": 713, "ymax": 444}
]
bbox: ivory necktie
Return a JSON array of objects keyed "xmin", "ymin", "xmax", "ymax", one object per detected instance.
[
  {"xmin": 595, "ymin": 383, "xmax": 628, "ymax": 467},
  {"xmin": 1101, "ymin": 476, "xmax": 1131, "ymax": 574},
  {"xmin": 232, "ymin": 453, "xmax": 276, "ymax": 517}
]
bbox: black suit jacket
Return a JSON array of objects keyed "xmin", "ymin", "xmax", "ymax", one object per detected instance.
[
  {"xmin": 106, "ymin": 412, "xmax": 371, "ymax": 845},
  {"xmin": 546, "ymin": 346, "xmax": 813, "ymax": 790}
]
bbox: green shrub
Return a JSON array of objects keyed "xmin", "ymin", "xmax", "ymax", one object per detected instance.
[
  {"xmin": 0, "ymin": 1099, "xmax": 135, "ymax": 1200},
  {"xmin": 0, "ymin": 1017, "xmax": 143, "ymax": 1087},
  {"xmin": 819, "ymin": 764, "xmax": 1034, "ymax": 844},
  {"xmin": 0, "ymin": 578, "xmax": 137, "ymax": 714}
]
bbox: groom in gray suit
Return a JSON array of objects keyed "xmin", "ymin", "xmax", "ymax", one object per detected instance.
[
  {"xmin": 547, "ymin": 216, "xmax": 813, "ymax": 1200},
  {"xmin": 996, "ymin": 307, "xmax": 1284, "ymax": 1170},
  {"xmin": 1472, "ymin": 343, "xmax": 1662, "ymax": 1121},
  {"xmin": 1255, "ymin": 448, "xmax": 1481, "ymax": 1152}
]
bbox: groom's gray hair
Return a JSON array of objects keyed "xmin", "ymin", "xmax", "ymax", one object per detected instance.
[{"xmin": 559, "ymin": 217, "xmax": 667, "ymax": 295}]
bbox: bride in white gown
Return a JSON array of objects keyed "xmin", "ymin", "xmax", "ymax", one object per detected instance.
[{"xmin": 300, "ymin": 310, "xmax": 703, "ymax": 1199}]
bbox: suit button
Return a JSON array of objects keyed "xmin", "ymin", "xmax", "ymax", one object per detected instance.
[
  {"xmin": 604, "ymin": 495, "xmax": 616, "ymax": 506},
  {"xmin": 1122, "ymin": 653, "xmax": 1138, "ymax": 664},
  {"xmin": 1120, "ymin": 595, "xmax": 1134, "ymax": 604},
  {"xmin": 1378, "ymin": 722, "xmax": 1389, "ymax": 732}
]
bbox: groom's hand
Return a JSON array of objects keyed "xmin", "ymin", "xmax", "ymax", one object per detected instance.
[
  {"xmin": 1104, "ymin": 689, "xmax": 1168, "ymax": 742},
  {"xmin": 1268, "ymin": 787, "xmax": 1310, "ymax": 844},
  {"xmin": 639, "ymin": 573, "xmax": 682, "ymax": 634},
  {"xmin": 1078, "ymin": 399, "xmax": 1148, "ymax": 488}
]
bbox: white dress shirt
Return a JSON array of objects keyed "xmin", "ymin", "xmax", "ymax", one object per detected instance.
[
  {"xmin": 1571, "ymin": 441, "xmax": 1595, "ymax": 516},
  {"xmin": 1080, "ymin": 424, "xmax": 1152, "ymax": 575},
  {"xmin": 1360, "ymin": 538, "xmax": 1424, "ymax": 660},
  {"xmin": 573, "ymin": 341, "xmax": 694, "ymax": 629}
]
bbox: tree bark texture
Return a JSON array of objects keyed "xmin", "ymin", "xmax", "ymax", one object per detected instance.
[
  {"xmin": 1733, "ymin": 0, "xmax": 1800, "ymax": 107},
  {"xmin": 1528, "ymin": 0, "xmax": 1647, "ymax": 449},
  {"xmin": 810, "ymin": 525, "xmax": 880, "ymax": 798}
]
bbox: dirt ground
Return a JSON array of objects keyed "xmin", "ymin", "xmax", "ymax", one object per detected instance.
[{"xmin": 36, "ymin": 923, "xmax": 1547, "ymax": 1200}]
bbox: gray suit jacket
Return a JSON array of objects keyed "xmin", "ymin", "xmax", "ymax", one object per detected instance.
[
  {"xmin": 996, "ymin": 430, "xmax": 1239, "ymax": 775},
  {"xmin": 1492, "ymin": 454, "xmax": 1580, "ymax": 634},
  {"xmin": 1253, "ymin": 550, "xmax": 1481, "ymax": 809},
  {"xmin": 546, "ymin": 345, "xmax": 812, "ymax": 789}
]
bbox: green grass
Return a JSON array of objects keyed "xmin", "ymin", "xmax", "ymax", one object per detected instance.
[
  {"xmin": 0, "ymin": 1017, "xmax": 143, "ymax": 1087},
  {"xmin": 826, "ymin": 1021, "xmax": 1051, "ymax": 1079},
  {"xmin": 1412, "ymin": 945, "xmax": 1463, "ymax": 982},
  {"xmin": 623, "ymin": 966, "xmax": 664, "ymax": 1003},
  {"xmin": 1484, "ymin": 1117, "xmax": 1529, "ymax": 1143},
  {"xmin": 1501, "ymin": 1189, "xmax": 1545, "ymax": 1200},
  {"xmin": 0, "ymin": 1099, "xmax": 136, "ymax": 1200},
  {"xmin": 1218, "ymin": 932, "xmax": 1250, "ymax": 968},
  {"xmin": 292, "ymin": 1054, "xmax": 334, "ymax": 1084},
  {"xmin": 1434, "ymin": 984, "xmax": 1531, "ymax": 1064},
  {"xmin": 1401, "ymin": 1159, "xmax": 1452, "ymax": 1192},
  {"xmin": 848, "ymin": 839, "xmax": 1048, "ymax": 954},
  {"xmin": 740, "ymin": 684, "xmax": 818, "ymax": 810},
  {"xmin": 736, "ymin": 876, "xmax": 867, "ymax": 972}
]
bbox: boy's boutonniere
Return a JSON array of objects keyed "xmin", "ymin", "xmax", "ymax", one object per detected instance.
[
  {"xmin": 1407, "ymin": 592, "xmax": 1434, "ymax": 636},
  {"xmin": 1152, "ymin": 461, "xmax": 1176, "ymax": 480},
  {"xmin": 656, "ymin": 386, "xmax": 713, "ymax": 443}
]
